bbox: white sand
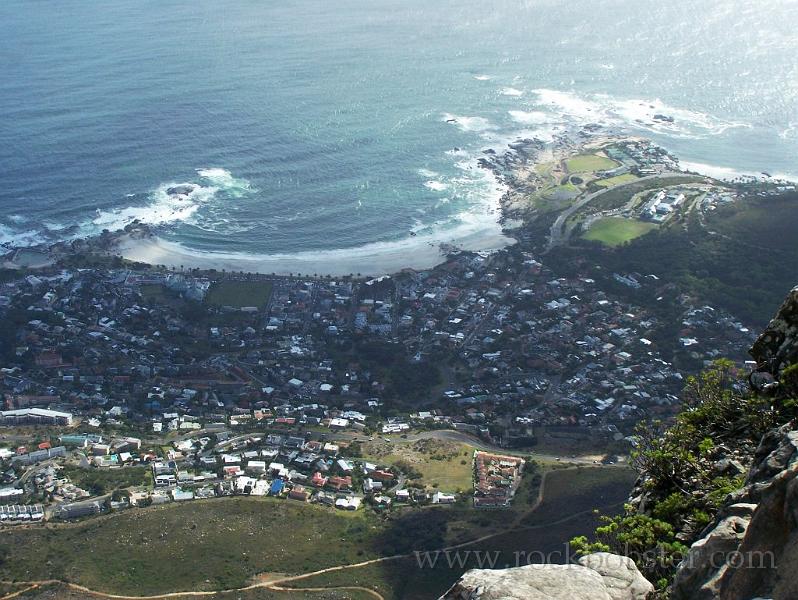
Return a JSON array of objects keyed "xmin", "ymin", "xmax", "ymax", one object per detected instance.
[{"xmin": 117, "ymin": 227, "xmax": 515, "ymax": 276}]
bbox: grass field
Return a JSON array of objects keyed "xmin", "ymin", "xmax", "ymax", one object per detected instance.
[
  {"xmin": 564, "ymin": 154, "xmax": 618, "ymax": 173},
  {"xmin": 0, "ymin": 497, "xmax": 378, "ymax": 595},
  {"xmin": 63, "ymin": 465, "xmax": 152, "ymax": 496},
  {"xmin": 206, "ymin": 280, "xmax": 273, "ymax": 309},
  {"xmin": 542, "ymin": 183, "xmax": 580, "ymax": 200},
  {"xmin": 19, "ymin": 583, "xmax": 374, "ymax": 600},
  {"xmin": 361, "ymin": 439, "xmax": 474, "ymax": 492},
  {"xmin": 594, "ymin": 173, "xmax": 638, "ymax": 188},
  {"xmin": 582, "ymin": 217, "xmax": 657, "ymax": 246}
]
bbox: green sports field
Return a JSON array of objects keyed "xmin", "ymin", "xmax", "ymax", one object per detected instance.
[
  {"xmin": 206, "ymin": 279, "xmax": 273, "ymax": 308},
  {"xmin": 564, "ymin": 154, "xmax": 618, "ymax": 173},
  {"xmin": 582, "ymin": 217, "xmax": 657, "ymax": 246}
]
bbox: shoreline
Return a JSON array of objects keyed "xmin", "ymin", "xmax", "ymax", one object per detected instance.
[
  {"xmin": 114, "ymin": 224, "xmax": 515, "ymax": 277},
  {"xmin": 0, "ymin": 130, "xmax": 643, "ymax": 276},
  {"xmin": 6, "ymin": 129, "xmax": 784, "ymax": 277}
]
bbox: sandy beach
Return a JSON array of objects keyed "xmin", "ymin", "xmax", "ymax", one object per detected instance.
[{"xmin": 117, "ymin": 225, "xmax": 515, "ymax": 276}]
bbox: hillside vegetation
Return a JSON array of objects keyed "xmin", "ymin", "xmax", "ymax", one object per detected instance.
[
  {"xmin": 550, "ymin": 192, "xmax": 798, "ymax": 326},
  {"xmin": 571, "ymin": 357, "xmax": 798, "ymax": 595}
]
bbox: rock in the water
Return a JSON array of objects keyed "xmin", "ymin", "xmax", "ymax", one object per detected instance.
[
  {"xmin": 166, "ymin": 184, "xmax": 196, "ymax": 196},
  {"xmin": 439, "ymin": 553, "xmax": 653, "ymax": 600}
]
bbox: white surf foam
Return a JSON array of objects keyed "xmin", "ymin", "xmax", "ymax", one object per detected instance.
[
  {"xmin": 508, "ymin": 110, "xmax": 551, "ymax": 125},
  {"xmin": 197, "ymin": 167, "xmax": 252, "ymax": 198},
  {"xmin": 780, "ymin": 121, "xmax": 797, "ymax": 140},
  {"xmin": 424, "ymin": 180, "xmax": 449, "ymax": 192},
  {"xmin": 680, "ymin": 160, "xmax": 797, "ymax": 182},
  {"xmin": 81, "ymin": 168, "xmax": 253, "ymax": 237},
  {"xmin": 532, "ymin": 89, "xmax": 600, "ymax": 122},
  {"xmin": 89, "ymin": 182, "xmax": 217, "ymax": 232},
  {"xmin": 500, "ymin": 87, "xmax": 524, "ymax": 97},
  {"xmin": 473, "ymin": 74, "xmax": 492, "ymax": 81},
  {"xmin": 0, "ymin": 224, "xmax": 47, "ymax": 247},
  {"xmin": 530, "ymin": 88, "xmax": 749, "ymax": 139},
  {"xmin": 442, "ymin": 113, "xmax": 496, "ymax": 133}
]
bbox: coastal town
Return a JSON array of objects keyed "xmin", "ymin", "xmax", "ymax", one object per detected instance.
[
  {"xmin": 0, "ymin": 131, "xmax": 793, "ymax": 528},
  {"xmin": 0, "ymin": 226, "xmax": 758, "ymax": 522}
]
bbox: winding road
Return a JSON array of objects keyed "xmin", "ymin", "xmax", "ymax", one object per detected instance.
[{"xmin": 547, "ymin": 172, "xmax": 695, "ymax": 250}]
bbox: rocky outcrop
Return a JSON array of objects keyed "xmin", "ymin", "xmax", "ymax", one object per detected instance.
[
  {"xmin": 439, "ymin": 552, "xmax": 653, "ymax": 600},
  {"xmin": 671, "ymin": 287, "xmax": 798, "ymax": 600},
  {"xmin": 749, "ymin": 285, "xmax": 798, "ymax": 392},
  {"xmin": 671, "ymin": 424, "xmax": 798, "ymax": 600}
]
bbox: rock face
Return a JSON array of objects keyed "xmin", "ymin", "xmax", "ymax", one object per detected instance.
[
  {"xmin": 439, "ymin": 552, "xmax": 653, "ymax": 600},
  {"xmin": 749, "ymin": 285, "xmax": 798, "ymax": 390},
  {"xmin": 671, "ymin": 287, "xmax": 798, "ymax": 600},
  {"xmin": 671, "ymin": 424, "xmax": 798, "ymax": 600}
]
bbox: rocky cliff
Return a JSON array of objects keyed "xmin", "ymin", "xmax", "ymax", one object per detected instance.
[
  {"xmin": 442, "ymin": 286, "xmax": 798, "ymax": 600},
  {"xmin": 670, "ymin": 286, "xmax": 798, "ymax": 600}
]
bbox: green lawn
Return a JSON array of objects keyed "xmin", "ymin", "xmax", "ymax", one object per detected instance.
[
  {"xmin": 565, "ymin": 154, "xmax": 618, "ymax": 173},
  {"xmin": 582, "ymin": 217, "xmax": 657, "ymax": 246},
  {"xmin": 594, "ymin": 173, "xmax": 639, "ymax": 188},
  {"xmin": 206, "ymin": 280, "xmax": 273, "ymax": 309}
]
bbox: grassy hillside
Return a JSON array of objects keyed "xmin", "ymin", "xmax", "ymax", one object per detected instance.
[
  {"xmin": 551, "ymin": 192, "xmax": 798, "ymax": 326},
  {"xmin": 285, "ymin": 467, "xmax": 636, "ymax": 600},
  {"xmin": 0, "ymin": 467, "xmax": 634, "ymax": 599}
]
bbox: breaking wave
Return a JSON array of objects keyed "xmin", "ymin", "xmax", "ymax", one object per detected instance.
[
  {"xmin": 0, "ymin": 224, "xmax": 47, "ymax": 248},
  {"xmin": 441, "ymin": 113, "xmax": 496, "ymax": 133},
  {"xmin": 1, "ymin": 168, "xmax": 252, "ymax": 248},
  {"xmin": 529, "ymin": 88, "xmax": 750, "ymax": 139}
]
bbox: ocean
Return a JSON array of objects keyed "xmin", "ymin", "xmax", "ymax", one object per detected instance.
[{"xmin": 1, "ymin": 0, "xmax": 796, "ymax": 271}]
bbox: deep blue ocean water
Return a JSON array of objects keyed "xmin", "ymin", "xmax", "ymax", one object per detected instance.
[{"xmin": 1, "ymin": 0, "xmax": 796, "ymax": 259}]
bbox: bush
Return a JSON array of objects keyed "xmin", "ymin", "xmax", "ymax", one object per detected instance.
[
  {"xmin": 572, "ymin": 359, "xmax": 796, "ymax": 592},
  {"xmin": 571, "ymin": 511, "xmax": 688, "ymax": 584}
]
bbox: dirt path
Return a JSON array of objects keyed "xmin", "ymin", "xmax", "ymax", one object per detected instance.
[{"xmin": 267, "ymin": 584, "xmax": 384, "ymax": 600}]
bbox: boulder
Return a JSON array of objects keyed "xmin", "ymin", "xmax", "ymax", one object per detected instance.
[
  {"xmin": 671, "ymin": 515, "xmax": 751, "ymax": 600},
  {"xmin": 578, "ymin": 552, "xmax": 654, "ymax": 600},
  {"xmin": 439, "ymin": 554, "xmax": 652, "ymax": 600},
  {"xmin": 165, "ymin": 184, "xmax": 196, "ymax": 196}
]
